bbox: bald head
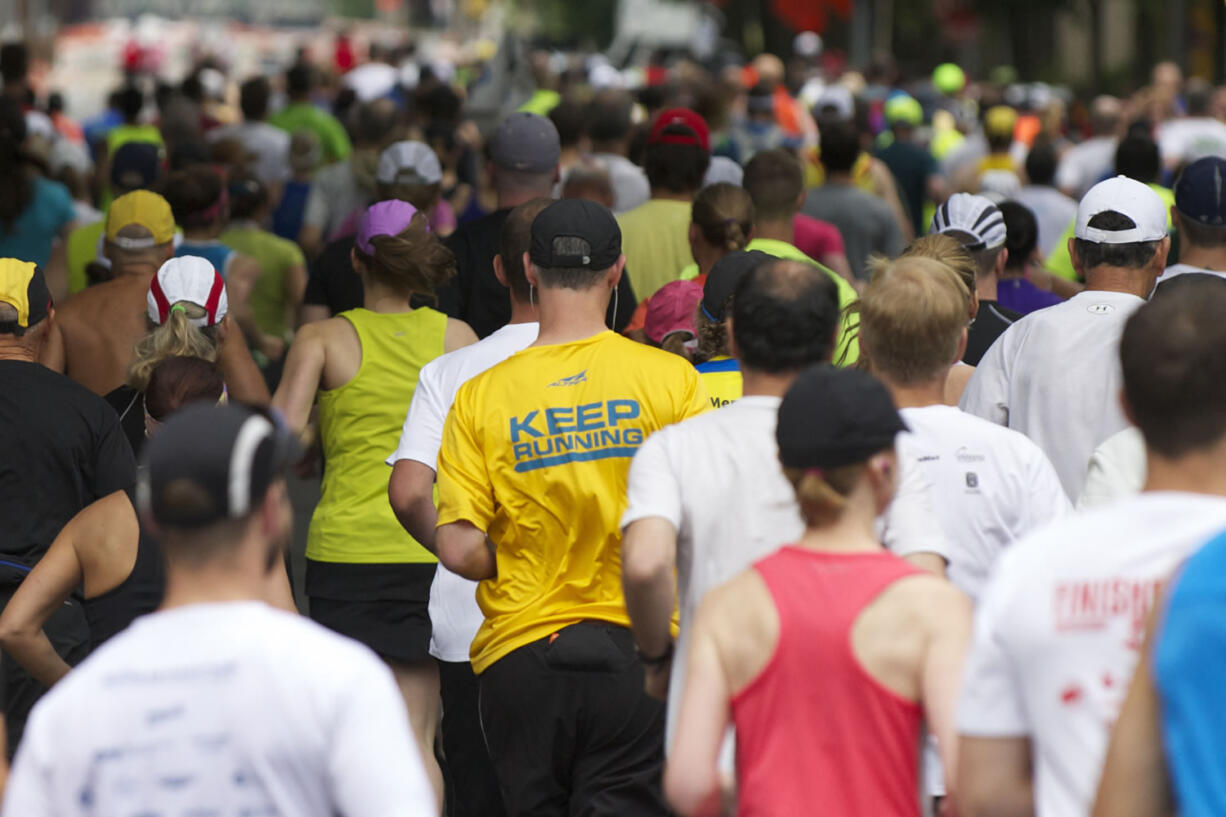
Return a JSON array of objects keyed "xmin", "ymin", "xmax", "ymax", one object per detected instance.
[
  {"xmin": 731, "ymin": 259, "xmax": 840, "ymax": 373},
  {"xmin": 1089, "ymin": 95, "xmax": 1122, "ymax": 136}
]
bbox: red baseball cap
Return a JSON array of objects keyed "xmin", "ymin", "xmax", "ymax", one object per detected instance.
[{"xmin": 648, "ymin": 108, "xmax": 710, "ymax": 152}]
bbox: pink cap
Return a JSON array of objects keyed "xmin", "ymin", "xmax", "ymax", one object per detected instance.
[
  {"xmin": 645, "ymin": 279, "xmax": 703, "ymax": 344},
  {"xmin": 356, "ymin": 200, "xmax": 423, "ymax": 255}
]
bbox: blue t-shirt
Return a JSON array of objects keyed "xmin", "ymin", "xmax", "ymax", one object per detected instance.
[
  {"xmin": 1154, "ymin": 528, "xmax": 1226, "ymax": 817},
  {"xmin": 272, "ymin": 180, "xmax": 311, "ymax": 242},
  {"xmin": 0, "ymin": 177, "xmax": 76, "ymax": 268}
]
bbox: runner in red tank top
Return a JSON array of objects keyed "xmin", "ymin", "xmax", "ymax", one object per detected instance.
[{"xmin": 665, "ymin": 365, "xmax": 972, "ymax": 817}]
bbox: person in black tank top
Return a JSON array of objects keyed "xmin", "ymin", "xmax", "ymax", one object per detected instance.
[{"xmin": 0, "ymin": 357, "xmax": 224, "ymax": 687}]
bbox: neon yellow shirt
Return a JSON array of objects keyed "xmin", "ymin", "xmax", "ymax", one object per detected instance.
[
  {"xmin": 744, "ymin": 237, "xmax": 861, "ymax": 365},
  {"xmin": 221, "ymin": 225, "xmax": 306, "ymax": 339},
  {"xmin": 1044, "ymin": 183, "xmax": 1175, "ymax": 281},
  {"xmin": 437, "ymin": 331, "xmax": 709, "ymax": 673},
  {"xmin": 695, "ymin": 356, "xmax": 742, "ymax": 408},
  {"xmin": 311, "ymin": 307, "xmax": 447, "ymax": 564},
  {"xmin": 66, "ymin": 219, "xmax": 105, "ymax": 294},
  {"xmin": 617, "ymin": 199, "xmax": 694, "ymax": 302}
]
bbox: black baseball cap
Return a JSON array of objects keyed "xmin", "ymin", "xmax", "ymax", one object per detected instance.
[
  {"xmin": 777, "ymin": 365, "xmax": 907, "ymax": 469},
  {"xmin": 701, "ymin": 250, "xmax": 773, "ymax": 321},
  {"xmin": 529, "ymin": 198, "xmax": 622, "ymax": 270},
  {"xmin": 110, "ymin": 141, "xmax": 162, "ymax": 191},
  {"xmin": 1175, "ymin": 156, "xmax": 1226, "ymax": 227},
  {"xmin": 137, "ymin": 404, "xmax": 300, "ymax": 530}
]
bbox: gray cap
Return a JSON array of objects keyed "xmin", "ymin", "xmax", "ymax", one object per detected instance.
[
  {"xmin": 376, "ymin": 140, "xmax": 443, "ymax": 186},
  {"xmin": 490, "ymin": 112, "xmax": 560, "ymax": 173}
]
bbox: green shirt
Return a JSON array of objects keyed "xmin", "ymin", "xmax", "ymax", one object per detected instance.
[
  {"xmin": 221, "ymin": 224, "xmax": 306, "ymax": 339},
  {"xmin": 66, "ymin": 218, "xmax": 106, "ymax": 294},
  {"xmin": 1044, "ymin": 183, "xmax": 1175, "ymax": 281},
  {"xmin": 745, "ymin": 237, "xmax": 861, "ymax": 366},
  {"xmin": 617, "ymin": 199, "xmax": 694, "ymax": 303},
  {"xmin": 268, "ymin": 103, "xmax": 352, "ymax": 164}
]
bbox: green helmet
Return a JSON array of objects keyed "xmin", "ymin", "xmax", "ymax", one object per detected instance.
[
  {"xmin": 884, "ymin": 94, "xmax": 923, "ymax": 127},
  {"xmin": 933, "ymin": 63, "xmax": 966, "ymax": 96}
]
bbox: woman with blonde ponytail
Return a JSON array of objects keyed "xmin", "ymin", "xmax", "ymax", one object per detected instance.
[
  {"xmin": 273, "ymin": 200, "xmax": 476, "ymax": 803},
  {"xmin": 105, "ymin": 255, "xmax": 268, "ymax": 455}
]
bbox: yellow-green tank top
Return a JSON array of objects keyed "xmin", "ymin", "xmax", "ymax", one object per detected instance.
[{"xmin": 309, "ymin": 307, "xmax": 447, "ymax": 564}]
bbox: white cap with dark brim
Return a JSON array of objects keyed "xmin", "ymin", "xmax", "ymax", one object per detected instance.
[{"xmin": 1075, "ymin": 176, "xmax": 1168, "ymax": 244}]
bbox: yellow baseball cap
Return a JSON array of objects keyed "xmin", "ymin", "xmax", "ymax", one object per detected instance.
[
  {"xmin": 985, "ymin": 105, "xmax": 1019, "ymax": 140},
  {"xmin": 0, "ymin": 259, "xmax": 51, "ymax": 333},
  {"xmin": 106, "ymin": 190, "xmax": 175, "ymax": 248}
]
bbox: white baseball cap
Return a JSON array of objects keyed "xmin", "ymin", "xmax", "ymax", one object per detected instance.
[
  {"xmin": 1075, "ymin": 176, "xmax": 1168, "ymax": 244},
  {"xmin": 147, "ymin": 256, "xmax": 228, "ymax": 328},
  {"xmin": 376, "ymin": 141, "xmax": 443, "ymax": 187},
  {"xmin": 930, "ymin": 193, "xmax": 1007, "ymax": 251}
]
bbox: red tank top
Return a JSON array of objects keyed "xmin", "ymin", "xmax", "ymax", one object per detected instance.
[{"xmin": 731, "ymin": 546, "xmax": 924, "ymax": 817}]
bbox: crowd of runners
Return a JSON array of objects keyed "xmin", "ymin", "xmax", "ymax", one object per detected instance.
[{"xmin": 0, "ymin": 30, "xmax": 1225, "ymax": 817}]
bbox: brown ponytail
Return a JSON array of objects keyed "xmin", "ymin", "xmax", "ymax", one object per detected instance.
[
  {"xmin": 353, "ymin": 211, "xmax": 457, "ymax": 299},
  {"xmin": 691, "ymin": 182, "xmax": 755, "ymax": 252},
  {"xmin": 783, "ymin": 464, "xmax": 866, "ymax": 528}
]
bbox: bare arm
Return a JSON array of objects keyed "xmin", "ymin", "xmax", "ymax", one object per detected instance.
[
  {"xmin": 664, "ymin": 601, "xmax": 731, "ymax": 817},
  {"xmin": 905, "ymin": 552, "xmax": 948, "ymax": 578},
  {"xmin": 0, "ymin": 493, "xmax": 134, "ymax": 687},
  {"xmin": 921, "ymin": 582, "xmax": 973, "ymax": 797},
  {"xmin": 621, "ymin": 516, "xmax": 679, "ymax": 698},
  {"xmin": 217, "ymin": 320, "xmax": 271, "ymax": 406},
  {"xmin": 388, "ymin": 460, "xmax": 439, "ymax": 553},
  {"xmin": 228, "ymin": 255, "xmax": 285, "ymax": 361},
  {"xmin": 437, "ymin": 520, "xmax": 496, "ymax": 581},
  {"xmin": 298, "ymin": 224, "xmax": 324, "ymax": 259},
  {"xmin": 958, "ymin": 737, "xmax": 1034, "ymax": 817},
  {"xmin": 272, "ymin": 322, "xmax": 328, "ymax": 434},
  {"xmin": 1092, "ymin": 627, "xmax": 1174, "ymax": 817},
  {"xmin": 284, "ymin": 262, "xmax": 308, "ymax": 332}
]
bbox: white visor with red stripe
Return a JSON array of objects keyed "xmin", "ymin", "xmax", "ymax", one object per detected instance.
[{"xmin": 146, "ymin": 256, "xmax": 228, "ymax": 328}]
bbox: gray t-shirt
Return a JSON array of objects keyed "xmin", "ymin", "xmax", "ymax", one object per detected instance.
[
  {"xmin": 802, "ymin": 182, "xmax": 905, "ymax": 280},
  {"xmin": 303, "ymin": 161, "xmax": 369, "ymax": 239},
  {"xmin": 590, "ymin": 152, "xmax": 650, "ymax": 213}
]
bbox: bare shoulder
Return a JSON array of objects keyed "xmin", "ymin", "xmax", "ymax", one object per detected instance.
[
  {"xmin": 701, "ymin": 569, "xmax": 779, "ymax": 691},
  {"xmin": 444, "ymin": 317, "xmax": 478, "ymax": 352},
  {"xmin": 891, "ymin": 572, "xmax": 973, "ymax": 630}
]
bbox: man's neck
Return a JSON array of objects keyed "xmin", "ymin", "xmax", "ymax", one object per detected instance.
[
  {"xmin": 533, "ymin": 289, "xmax": 611, "ymax": 346},
  {"xmin": 976, "ymin": 275, "xmax": 998, "ymax": 302},
  {"xmin": 506, "ymin": 299, "xmax": 540, "ymax": 326},
  {"xmin": 496, "ymin": 189, "xmax": 551, "ymax": 210},
  {"xmin": 751, "ymin": 219, "xmax": 794, "ymax": 245},
  {"xmin": 1175, "ymin": 245, "xmax": 1226, "ymax": 273},
  {"xmin": 110, "ymin": 262, "xmax": 160, "ymax": 280},
  {"xmin": 739, "ymin": 367, "xmax": 798, "ymax": 398},
  {"xmin": 1145, "ymin": 446, "xmax": 1226, "ymax": 496},
  {"xmin": 0, "ymin": 341, "xmax": 37, "ymax": 363},
  {"xmin": 159, "ymin": 564, "xmax": 269, "ymax": 611},
  {"xmin": 826, "ymin": 171, "xmax": 854, "ymax": 186},
  {"xmin": 649, "ymin": 189, "xmax": 693, "ymax": 203},
  {"xmin": 1085, "ymin": 266, "xmax": 1153, "ymax": 298},
  {"xmin": 887, "ymin": 377, "xmax": 949, "ymax": 409}
]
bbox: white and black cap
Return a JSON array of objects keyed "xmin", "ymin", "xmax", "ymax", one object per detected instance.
[
  {"xmin": 930, "ymin": 192, "xmax": 1008, "ymax": 252},
  {"xmin": 137, "ymin": 404, "xmax": 299, "ymax": 529},
  {"xmin": 1076, "ymin": 175, "xmax": 1168, "ymax": 244}
]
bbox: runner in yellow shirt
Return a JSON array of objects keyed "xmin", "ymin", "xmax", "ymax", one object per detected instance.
[{"xmin": 437, "ymin": 199, "xmax": 707, "ymax": 816}]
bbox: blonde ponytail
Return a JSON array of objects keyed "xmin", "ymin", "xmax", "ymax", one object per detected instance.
[
  {"xmin": 128, "ymin": 302, "xmax": 221, "ymax": 390},
  {"xmin": 784, "ymin": 464, "xmax": 866, "ymax": 528}
]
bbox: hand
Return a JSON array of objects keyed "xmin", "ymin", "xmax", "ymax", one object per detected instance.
[
  {"xmin": 643, "ymin": 658, "xmax": 672, "ymax": 701},
  {"xmin": 260, "ymin": 335, "xmax": 287, "ymax": 363}
]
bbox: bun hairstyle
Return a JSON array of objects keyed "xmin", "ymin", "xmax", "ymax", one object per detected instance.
[
  {"xmin": 145, "ymin": 355, "xmax": 225, "ymax": 421},
  {"xmin": 129, "ymin": 302, "xmax": 221, "ymax": 391},
  {"xmin": 354, "ymin": 210, "xmax": 457, "ymax": 298},
  {"xmin": 162, "ymin": 166, "xmax": 227, "ymax": 230},
  {"xmin": 692, "ymin": 183, "xmax": 754, "ymax": 253},
  {"xmin": 784, "ymin": 463, "xmax": 868, "ymax": 528}
]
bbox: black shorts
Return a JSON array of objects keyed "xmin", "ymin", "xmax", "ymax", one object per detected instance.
[{"xmin": 306, "ymin": 560, "xmax": 435, "ymax": 664}]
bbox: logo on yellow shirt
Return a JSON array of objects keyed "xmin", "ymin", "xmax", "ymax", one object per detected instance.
[
  {"xmin": 509, "ymin": 399, "xmax": 645, "ymax": 472},
  {"xmin": 548, "ymin": 370, "xmax": 588, "ymax": 387}
]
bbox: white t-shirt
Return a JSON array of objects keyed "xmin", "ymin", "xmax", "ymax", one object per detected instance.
[
  {"xmin": 1013, "ymin": 185, "xmax": 1079, "ymax": 259},
  {"xmin": 1157, "ymin": 117, "xmax": 1226, "ymax": 166},
  {"xmin": 958, "ymin": 492, "xmax": 1226, "ymax": 817},
  {"xmin": 1055, "ymin": 136, "xmax": 1117, "ymax": 199},
  {"xmin": 959, "ymin": 290, "xmax": 1144, "ymax": 501},
  {"xmin": 1078, "ymin": 426, "xmax": 1146, "ymax": 510},
  {"xmin": 4, "ymin": 602, "xmax": 435, "ymax": 817},
  {"xmin": 897, "ymin": 405, "xmax": 1070, "ymax": 602},
  {"xmin": 621, "ymin": 395, "xmax": 951, "ymax": 744},
  {"xmin": 344, "ymin": 62, "xmax": 401, "ymax": 102},
  {"xmin": 208, "ymin": 121, "xmax": 291, "ymax": 184},
  {"xmin": 387, "ymin": 322, "xmax": 539, "ymax": 662},
  {"xmin": 1160, "ymin": 262, "xmax": 1226, "ymax": 282}
]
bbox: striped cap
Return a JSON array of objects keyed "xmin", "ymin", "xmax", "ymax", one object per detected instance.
[
  {"xmin": 930, "ymin": 193, "xmax": 1007, "ymax": 251},
  {"xmin": 147, "ymin": 256, "xmax": 228, "ymax": 328}
]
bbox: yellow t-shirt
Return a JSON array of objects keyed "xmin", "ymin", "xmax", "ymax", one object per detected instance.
[
  {"xmin": 695, "ymin": 356, "xmax": 743, "ymax": 408},
  {"xmin": 310, "ymin": 307, "xmax": 447, "ymax": 564},
  {"xmin": 437, "ymin": 330, "xmax": 709, "ymax": 673},
  {"xmin": 617, "ymin": 199, "xmax": 694, "ymax": 302}
]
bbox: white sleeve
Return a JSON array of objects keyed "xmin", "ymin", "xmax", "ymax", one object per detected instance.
[
  {"xmin": 2, "ymin": 707, "xmax": 55, "ymax": 817},
  {"xmin": 957, "ymin": 558, "xmax": 1029, "ymax": 737},
  {"xmin": 329, "ymin": 658, "xmax": 437, "ymax": 817},
  {"xmin": 1077, "ymin": 427, "xmax": 1146, "ymax": 511},
  {"xmin": 387, "ymin": 360, "xmax": 450, "ymax": 469},
  {"xmin": 880, "ymin": 458, "xmax": 951, "ymax": 562},
  {"xmin": 958, "ymin": 331, "xmax": 1011, "ymax": 426},
  {"xmin": 1054, "ymin": 155, "xmax": 1079, "ymax": 195},
  {"xmin": 620, "ymin": 429, "xmax": 683, "ymax": 531}
]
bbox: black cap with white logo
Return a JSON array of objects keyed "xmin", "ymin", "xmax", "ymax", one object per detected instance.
[{"xmin": 529, "ymin": 198, "xmax": 622, "ymax": 270}]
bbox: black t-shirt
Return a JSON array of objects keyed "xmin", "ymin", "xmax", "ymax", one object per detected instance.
[
  {"xmin": 302, "ymin": 213, "xmax": 640, "ymax": 333},
  {"xmin": 105, "ymin": 384, "xmax": 147, "ymax": 459},
  {"xmin": 303, "ymin": 236, "xmax": 363, "ymax": 317},
  {"xmin": 0, "ymin": 360, "xmax": 136, "ymax": 565},
  {"xmin": 964, "ymin": 300, "xmax": 1023, "ymax": 366},
  {"xmin": 876, "ymin": 140, "xmax": 937, "ymax": 238}
]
